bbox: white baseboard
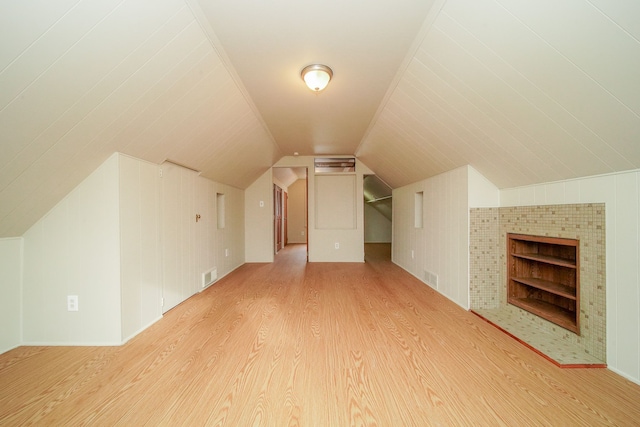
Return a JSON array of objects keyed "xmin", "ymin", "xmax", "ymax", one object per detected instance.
[{"xmin": 121, "ymin": 315, "xmax": 164, "ymax": 344}]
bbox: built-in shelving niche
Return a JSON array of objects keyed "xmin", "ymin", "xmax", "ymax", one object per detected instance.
[{"xmin": 507, "ymin": 233, "xmax": 579, "ymax": 335}]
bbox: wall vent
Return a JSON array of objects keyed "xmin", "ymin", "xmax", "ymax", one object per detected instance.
[
  {"xmin": 424, "ymin": 270, "xmax": 438, "ymax": 289},
  {"xmin": 162, "ymin": 159, "xmax": 200, "ymax": 173},
  {"xmin": 202, "ymin": 268, "xmax": 217, "ymax": 288},
  {"xmin": 314, "ymin": 157, "xmax": 355, "ymax": 173}
]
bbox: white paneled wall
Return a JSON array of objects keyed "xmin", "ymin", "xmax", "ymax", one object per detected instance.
[
  {"xmin": 22, "ymin": 154, "xmax": 122, "ymax": 345},
  {"xmin": 468, "ymin": 166, "xmax": 500, "ymax": 208},
  {"xmin": 0, "ymin": 238, "xmax": 22, "ymax": 353},
  {"xmin": 313, "ymin": 171, "xmax": 366, "ymax": 262},
  {"xmin": 119, "ymin": 155, "xmax": 161, "ymax": 342},
  {"xmin": 160, "ymin": 161, "xmax": 244, "ymax": 312},
  {"xmin": 287, "ymin": 179, "xmax": 307, "ymax": 245},
  {"xmin": 273, "ymin": 156, "xmax": 373, "ymax": 263},
  {"xmin": 364, "ymin": 203, "xmax": 392, "ymax": 243},
  {"xmin": 245, "ymin": 169, "xmax": 274, "ymax": 262},
  {"xmin": 393, "ymin": 181, "xmax": 423, "ymax": 275},
  {"xmin": 396, "ymin": 164, "xmax": 639, "ymax": 384},
  {"xmin": 393, "ymin": 166, "xmax": 470, "ymax": 309},
  {"xmin": 219, "ymin": 181, "xmax": 245, "ymax": 274},
  {"xmin": 5, "ymin": 153, "xmax": 245, "ymax": 350},
  {"xmin": 194, "ymin": 178, "xmax": 213, "ymax": 293},
  {"xmin": 160, "ymin": 162, "xmax": 199, "ymax": 312},
  {"xmin": 501, "ymin": 169, "xmax": 640, "ymax": 385}
]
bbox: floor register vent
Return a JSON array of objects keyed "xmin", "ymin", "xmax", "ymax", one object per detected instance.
[
  {"xmin": 202, "ymin": 268, "xmax": 217, "ymax": 288},
  {"xmin": 424, "ymin": 270, "xmax": 438, "ymax": 289}
]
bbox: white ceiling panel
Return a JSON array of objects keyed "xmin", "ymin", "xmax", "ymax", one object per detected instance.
[
  {"xmin": 588, "ymin": 0, "xmax": 640, "ymax": 40},
  {"xmin": 0, "ymin": 0, "xmax": 79, "ymax": 69},
  {"xmin": 360, "ymin": 0, "xmax": 640, "ymax": 189},
  {"xmin": 0, "ymin": 1, "xmax": 123, "ymax": 111},
  {"xmin": 120, "ymin": 46, "xmax": 225, "ymax": 159},
  {"xmin": 0, "ymin": 1, "xmax": 186, "ymax": 166},
  {"xmin": 440, "ymin": 0, "xmax": 640, "ymax": 161},
  {"xmin": 1, "ymin": 16, "xmax": 208, "ymax": 197},
  {"xmin": 1, "ymin": 8, "xmax": 200, "ymax": 189},
  {"xmin": 0, "ymin": 0, "xmax": 279, "ymax": 236},
  {"xmin": 496, "ymin": 0, "xmax": 640, "ymax": 115},
  {"xmin": 431, "ymin": 11, "xmax": 635, "ymax": 173},
  {"xmin": 2, "ymin": 0, "xmax": 640, "ymax": 236},
  {"xmin": 402, "ymin": 64, "xmax": 544, "ymax": 185},
  {"xmin": 399, "ymin": 73, "xmax": 532, "ymax": 186}
]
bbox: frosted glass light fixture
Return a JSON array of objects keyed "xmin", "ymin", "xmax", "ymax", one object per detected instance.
[{"xmin": 301, "ymin": 64, "xmax": 333, "ymax": 92}]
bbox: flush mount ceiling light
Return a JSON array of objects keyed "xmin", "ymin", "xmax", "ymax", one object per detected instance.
[{"xmin": 301, "ymin": 64, "xmax": 333, "ymax": 92}]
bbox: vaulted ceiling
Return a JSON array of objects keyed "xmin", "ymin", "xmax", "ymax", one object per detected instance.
[{"xmin": 1, "ymin": 0, "xmax": 639, "ymax": 237}]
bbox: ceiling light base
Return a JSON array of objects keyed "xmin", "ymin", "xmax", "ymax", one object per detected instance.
[{"xmin": 301, "ymin": 64, "xmax": 333, "ymax": 92}]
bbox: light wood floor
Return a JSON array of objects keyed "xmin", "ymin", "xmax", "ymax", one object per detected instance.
[{"xmin": 2, "ymin": 244, "xmax": 640, "ymax": 426}]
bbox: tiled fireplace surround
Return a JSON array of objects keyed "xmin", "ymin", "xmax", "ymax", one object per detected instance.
[{"xmin": 470, "ymin": 204, "xmax": 606, "ymax": 364}]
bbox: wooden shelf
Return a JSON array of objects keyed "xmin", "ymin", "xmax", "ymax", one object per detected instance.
[
  {"xmin": 511, "ymin": 277, "xmax": 577, "ymax": 300},
  {"xmin": 512, "ymin": 253, "xmax": 576, "ymax": 269},
  {"xmin": 507, "ymin": 233, "xmax": 580, "ymax": 334},
  {"xmin": 509, "ymin": 298, "xmax": 578, "ymax": 334}
]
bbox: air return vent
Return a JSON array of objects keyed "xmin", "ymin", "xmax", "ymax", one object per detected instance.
[
  {"xmin": 314, "ymin": 157, "xmax": 355, "ymax": 173},
  {"xmin": 202, "ymin": 268, "xmax": 217, "ymax": 288},
  {"xmin": 424, "ymin": 270, "xmax": 438, "ymax": 289}
]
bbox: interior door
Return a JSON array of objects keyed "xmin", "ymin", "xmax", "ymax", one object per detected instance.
[
  {"xmin": 274, "ymin": 184, "xmax": 282, "ymax": 253},
  {"xmin": 161, "ymin": 162, "xmax": 198, "ymax": 313},
  {"xmin": 283, "ymin": 191, "xmax": 288, "ymax": 246},
  {"xmin": 305, "ymin": 172, "xmax": 309, "ymax": 261}
]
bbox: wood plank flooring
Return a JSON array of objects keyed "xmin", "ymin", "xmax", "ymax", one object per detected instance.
[{"xmin": 2, "ymin": 243, "xmax": 640, "ymax": 426}]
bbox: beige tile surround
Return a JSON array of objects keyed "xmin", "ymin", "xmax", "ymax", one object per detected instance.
[{"xmin": 470, "ymin": 204, "xmax": 606, "ymax": 364}]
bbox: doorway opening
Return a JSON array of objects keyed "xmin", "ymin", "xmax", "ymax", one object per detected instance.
[
  {"xmin": 272, "ymin": 167, "xmax": 308, "ymax": 260},
  {"xmin": 363, "ymin": 174, "xmax": 393, "ymax": 262}
]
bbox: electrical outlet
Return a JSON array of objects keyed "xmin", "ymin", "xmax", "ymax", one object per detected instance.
[
  {"xmin": 67, "ymin": 295, "xmax": 78, "ymax": 312},
  {"xmin": 335, "ymin": 242, "xmax": 339, "ymax": 249},
  {"xmin": 259, "ymin": 200, "xmax": 264, "ymax": 207},
  {"xmin": 225, "ymin": 248, "xmax": 229, "ymax": 257},
  {"xmin": 411, "ymin": 250, "xmax": 415, "ymax": 259},
  {"xmin": 301, "ymin": 231, "xmax": 305, "ymax": 236}
]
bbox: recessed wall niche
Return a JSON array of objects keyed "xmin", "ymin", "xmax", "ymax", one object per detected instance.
[
  {"xmin": 315, "ymin": 174, "xmax": 356, "ymax": 229},
  {"xmin": 470, "ymin": 203, "xmax": 605, "ymax": 363}
]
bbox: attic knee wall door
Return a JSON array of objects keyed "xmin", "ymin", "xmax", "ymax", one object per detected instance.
[{"xmin": 160, "ymin": 163, "xmax": 200, "ymax": 313}]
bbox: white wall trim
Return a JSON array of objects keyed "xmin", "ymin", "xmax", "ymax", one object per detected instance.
[{"xmin": 121, "ymin": 315, "xmax": 164, "ymax": 345}]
